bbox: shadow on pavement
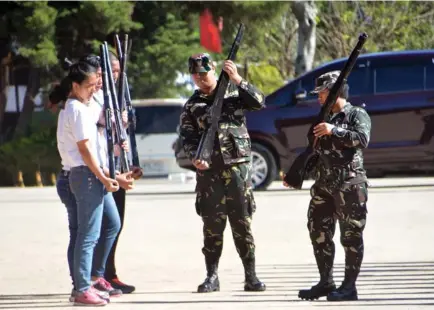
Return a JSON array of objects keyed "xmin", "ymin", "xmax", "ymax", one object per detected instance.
[{"xmin": 2, "ymin": 261, "xmax": 434, "ymax": 308}]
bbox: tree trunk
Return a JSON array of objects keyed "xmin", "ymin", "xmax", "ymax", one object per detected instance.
[
  {"xmin": 14, "ymin": 66, "xmax": 40, "ymax": 138},
  {"xmin": 291, "ymin": 1, "xmax": 317, "ymax": 77},
  {"xmin": 0, "ymin": 54, "xmax": 11, "ymax": 144},
  {"xmin": 14, "ymin": 66, "xmax": 41, "ymax": 186}
]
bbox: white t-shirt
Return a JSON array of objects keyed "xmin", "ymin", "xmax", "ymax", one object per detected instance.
[
  {"xmin": 56, "ymin": 109, "xmax": 70, "ymax": 171},
  {"xmin": 63, "ymin": 98, "xmax": 101, "ymax": 168},
  {"xmin": 91, "ymin": 89, "xmax": 110, "ymax": 170}
]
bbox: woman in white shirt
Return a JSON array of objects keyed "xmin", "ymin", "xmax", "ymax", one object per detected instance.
[
  {"xmin": 53, "ymin": 55, "xmax": 135, "ymax": 305},
  {"xmin": 61, "ymin": 61, "xmax": 122, "ymax": 307}
]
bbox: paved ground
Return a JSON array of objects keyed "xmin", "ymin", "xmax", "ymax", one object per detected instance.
[{"xmin": 1, "ymin": 177, "xmax": 434, "ymax": 309}]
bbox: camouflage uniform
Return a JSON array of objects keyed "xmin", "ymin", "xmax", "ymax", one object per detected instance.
[
  {"xmin": 300, "ymin": 71, "xmax": 371, "ymax": 301},
  {"xmin": 179, "ymin": 53, "xmax": 266, "ymax": 292}
]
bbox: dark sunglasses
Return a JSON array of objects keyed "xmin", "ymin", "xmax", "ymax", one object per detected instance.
[{"xmin": 188, "ymin": 53, "xmax": 211, "ymax": 74}]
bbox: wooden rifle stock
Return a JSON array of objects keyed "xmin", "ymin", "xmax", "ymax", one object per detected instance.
[
  {"xmin": 100, "ymin": 44, "xmax": 116, "ymax": 179},
  {"xmin": 194, "ymin": 23, "xmax": 245, "ymax": 164},
  {"xmin": 283, "ymin": 32, "xmax": 368, "ymax": 189},
  {"xmin": 102, "ymin": 42, "xmax": 130, "ymax": 173}
]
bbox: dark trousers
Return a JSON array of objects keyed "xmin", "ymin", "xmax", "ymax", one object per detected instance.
[
  {"xmin": 104, "ymin": 187, "xmax": 126, "ymax": 280},
  {"xmin": 307, "ymin": 182, "xmax": 368, "ymax": 283}
]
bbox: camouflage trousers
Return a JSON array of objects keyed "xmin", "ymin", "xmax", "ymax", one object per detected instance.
[
  {"xmin": 307, "ymin": 182, "xmax": 368, "ymax": 282},
  {"xmin": 195, "ymin": 162, "xmax": 257, "ymax": 262}
]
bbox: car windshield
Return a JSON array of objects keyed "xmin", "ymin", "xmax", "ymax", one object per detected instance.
[{"xmin": 134, "ymin": 105, "xmax": 183, "ymax": 135}]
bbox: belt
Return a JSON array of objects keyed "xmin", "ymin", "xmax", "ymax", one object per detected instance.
[{"xmin": 61, "ymin": 169, "xmax": 70, "ymax": 176}]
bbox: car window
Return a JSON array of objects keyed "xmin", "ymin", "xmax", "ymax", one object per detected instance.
[
  {"xmin": 264, "ymin": 83, "xmax": 296, "ymax": 107},
  {"xmin": 425, "ymin": 63, "xmax": 434, "ymax": 90},
  {"xmin": 134, "ymin": 105, "xmax": 183, "ymax": 135},
  {"xmin": 375, "ymin": 64, "xmax": 424, "ymax": 93},
  {"xmin": 347, "ymin": 68, "xmax": 371, "ymax": 96}
]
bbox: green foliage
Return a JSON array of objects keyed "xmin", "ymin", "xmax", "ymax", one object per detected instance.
[
  {"xmin": 13, "ymin": 1, "xmax": 58, "ymax": 67},
  {"xmin": 128, "ymin": 11, "xmax": 201, "ymax": 98},
  {"xmin": 3, "ymin": 1, "xmax": 434, "ymax": 100},
  {"xmin": 315, "ymin": 1, "xmax": 434, "ymax": 63},
  {"xmin": 172, "ymin": 1, "xmax": 290, "ymax": 93},
  {"xmin": 0, "ymin": 114, "xmax": 59, "ymax": 185},
  {"xmin": 247, "ymin": 62, "xmax": 285, "ymax": 95},
  {"xmin": 54, "ymin": 1, "xmax": 141, "ymax": 63},
  {"xmin": 79, "ymin": 1, "xmax": 142, "ymax": 35}
]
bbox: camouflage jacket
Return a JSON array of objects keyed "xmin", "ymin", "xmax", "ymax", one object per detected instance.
[
  {"xmin": 179, "ymin": 79, "xmax": 265, "ymax": 169},
  {"xmin": 313, "ymin": 102, "xmax": 372, "ymax": 189}
]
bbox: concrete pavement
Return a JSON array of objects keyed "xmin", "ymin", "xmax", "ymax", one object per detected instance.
[{"xmin": 0, "ymin": 177, "xmax": 433, "ymax": 309}]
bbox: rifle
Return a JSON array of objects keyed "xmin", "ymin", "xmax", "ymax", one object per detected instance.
[
  {"xmin": 114, "ymin": 34, "xmax": 140, "ymax": 168},
  {"xmin": 194, "ymin": 23, "xmax": 245, "ymax": 164},
  {"xmin": 283, "ymin": 32, "xmax": 368, "ymax": 189},
  {"xmin": 102, "ymin": 42, "xmax": 130, "ymax": 173},
  {"xmin": 124, "ymin": 78, "xmax": 140, "ymax": 167},
  {"xmin": 115, "ymin": 34, "xmax": 127, "ymax": 111},
  {"xmin": 100, "ymin": 44, "xmax": 116, "ymax": 179}
]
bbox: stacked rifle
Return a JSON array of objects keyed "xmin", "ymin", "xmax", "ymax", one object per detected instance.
[{"xmin": 100, "ymin": 34, "xmax": 140, "ymax": 179}]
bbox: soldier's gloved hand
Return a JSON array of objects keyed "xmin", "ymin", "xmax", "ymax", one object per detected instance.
[{"xmin": 193, "ymin": 159, "xmax": 209, "ymax": 170}]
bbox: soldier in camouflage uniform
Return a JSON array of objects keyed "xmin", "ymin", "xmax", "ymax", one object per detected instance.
[
  {"xmin": 284, "ymin": 71, "xmax": 371, "ymax": 302},
  {"xmin": 179, "ymin": 53, "xmax": 266, "ymax": 293}
]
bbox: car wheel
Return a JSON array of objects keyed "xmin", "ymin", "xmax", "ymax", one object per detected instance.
[{"xmin": 251, "ymin": 143, "xmax": 278, "ymax": 191}]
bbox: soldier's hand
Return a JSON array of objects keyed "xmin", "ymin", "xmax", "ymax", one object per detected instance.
[
  {"xmin": 313, "ymin": 122, "xmax": 335, "ymax": 137},
  {"xmin": 193, "ymin": 159, "xmax": 209, "ymax": 170},
  {"xmin": 223, "ymin": 60, "xmax": 242, "ymax": 85}
]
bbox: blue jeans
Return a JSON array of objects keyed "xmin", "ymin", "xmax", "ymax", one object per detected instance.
[
  {"xmin": 56, "ymin": 170, "xmax": 77, "ymax": 288},
  {"xmin": 70, "ymin": 166, "xmax": 121, "ymax": 292},
  {"xmin": 92, "ymin": 193, "xmax": 121, "ymax": 278}
]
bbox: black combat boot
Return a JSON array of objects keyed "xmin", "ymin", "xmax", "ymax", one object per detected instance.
[
  {"xmin": 197, "ymin": 259, "xmax": 220, "ymax": 293},
  {"xmin": 242, "ymin": 257, "xmax": 266, "ymax": 292},
  {"xmin": 298, "ymin": 271, "xmax": 336, "ymax": 300},
  {"xmin": 327, "ymin": 270, "xmax": 358, "ymax": 301},
  {"xmin": 299, "ymin": 243, "xmax": 336, "ymax": 300}
]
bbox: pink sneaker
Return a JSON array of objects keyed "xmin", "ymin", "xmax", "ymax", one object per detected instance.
[
  {"xmin": 93, "ymin": 277, "xmax": 123, "ymax": 297},
  {"xmin": 90, "ymin": 286, "xmax": 110, "ymax": 303},
  {"xmin": 73, "ymin": 289, "xmax": 107, "ymax": 306}
]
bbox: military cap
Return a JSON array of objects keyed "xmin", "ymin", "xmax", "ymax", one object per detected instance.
[
  {"xmin": 310, "ymin": 70, "xmax": 341, "ymax": 95},
  {"xmin": 188, "ymin": 53, "xmax": 213, "ymax": 74}
]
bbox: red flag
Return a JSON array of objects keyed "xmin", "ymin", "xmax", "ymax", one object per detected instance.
[{"xmin": 200, "ymin": 9, "xmax": 222, "ymax": 54}]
